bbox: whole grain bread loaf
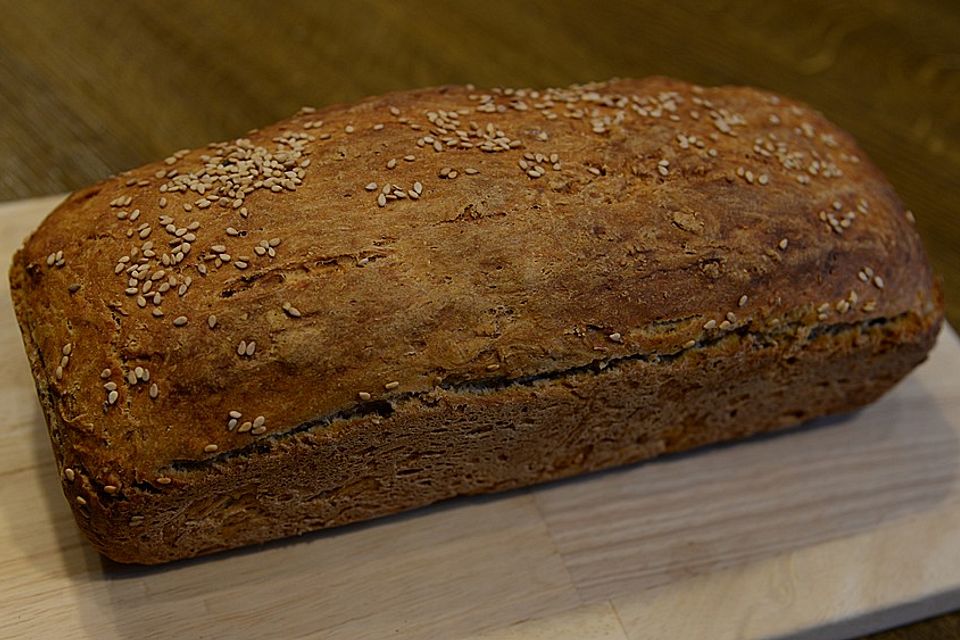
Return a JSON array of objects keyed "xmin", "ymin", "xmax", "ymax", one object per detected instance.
[{"xmin": 10, "ymin": 77, "xmax": 943, "ymax": 563}]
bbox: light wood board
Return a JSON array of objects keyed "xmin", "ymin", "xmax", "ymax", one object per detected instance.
[{"xmin": 1, "ymin": 195, "xmax": 958, "ymax": 640}]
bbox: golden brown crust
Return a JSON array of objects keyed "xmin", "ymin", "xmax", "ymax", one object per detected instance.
[{"xmin": 9, "ymin": 77, "xmax": 943, "ymax": 563}]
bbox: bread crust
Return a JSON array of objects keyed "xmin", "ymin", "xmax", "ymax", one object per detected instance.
[{"xmin": 9, "ymin": 78, "xmax": 943, "ymax": 563}]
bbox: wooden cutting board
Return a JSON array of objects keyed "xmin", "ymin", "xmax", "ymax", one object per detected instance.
[{"xmin": 2, "ymin": 195, "xmax": 958, "ymax": 640}]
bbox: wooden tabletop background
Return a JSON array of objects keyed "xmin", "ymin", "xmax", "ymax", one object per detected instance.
[{"xmin": 0, "ymin": 1, "xmax": 957, "ymax": 638}]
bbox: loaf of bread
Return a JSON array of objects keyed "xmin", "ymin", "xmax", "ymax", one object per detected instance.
[{"xmin": 10, "ymin": 77, "xmax": 943, "ymax": 564}]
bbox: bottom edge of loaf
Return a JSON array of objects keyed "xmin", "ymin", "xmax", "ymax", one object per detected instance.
[{"xmin": 57, "ymin": 307, "xmax": 939, "ymax": 564}]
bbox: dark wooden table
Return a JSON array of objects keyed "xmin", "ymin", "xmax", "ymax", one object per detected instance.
[{"xmin": 0, "ymin": 1, "xmax": 957, "ymax": 637}]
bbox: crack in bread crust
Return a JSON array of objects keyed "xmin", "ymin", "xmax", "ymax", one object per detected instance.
[{"xmin": 166, "ymin": 312, "xmax": 908, "ymax": 473}]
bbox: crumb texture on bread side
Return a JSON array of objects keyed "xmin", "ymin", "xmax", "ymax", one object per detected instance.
[{"xmin": 9, "ymin": 78, "xmax": 943, "ymax": 561}]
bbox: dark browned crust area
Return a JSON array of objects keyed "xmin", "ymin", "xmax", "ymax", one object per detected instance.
[{"xmin": 9, "ymin": 77, "xmax": 944, "ymax": 563}]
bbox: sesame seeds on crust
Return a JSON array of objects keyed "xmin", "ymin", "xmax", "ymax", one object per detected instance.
[{"xmin": 21, "ymin": 77, "xmax": 918, "ymax": 487}]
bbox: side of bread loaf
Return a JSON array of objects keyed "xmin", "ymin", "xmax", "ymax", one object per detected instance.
[{"xmin": 10, "ymin": 77, "xmax": 943, "ymax": 563}]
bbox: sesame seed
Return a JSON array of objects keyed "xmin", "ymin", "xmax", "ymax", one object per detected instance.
[
  {"xmin": 874, "ymin": 276, "xmax": 884, "ymax": 289},
  {"xmin": 237, "ymin": 340, "xmax": 246, "ymax": 355},
  {"xmin": 252, "ymin": 416, "xmax": 265, "ymax": 428},
  {"xmin": 377, "ymin": 193, "xmax": 387, "ymax": 207},
  {"xmin": 238, "ymin": 421, "xmax": 252, "ymax": 433},
  {"xmin": 386, "ymin": 158, "xmax": 397, "ymax": 169},
  {"xmin": 251, "ymin": 425, "xmax": 267, "ymax": 435},
  {"xmin": 683, "ymin": 339, "xmax": 696, "ymax": 349},
  {"xmin": 608, "ymin": 332, "xmax": 622, "ymax": 343},
  {"xmin": 173, "ymin": 316, "xmax": 188, "ymax": 326},
  {"xmin": 465, "ymin": 168, "xmax": 479, "ymax": 175},
  {"xmin": 101, "ymin": 368, "xmax": 111, "ymax": 379},
  {"xmin": 156, "ymin": 476, "xmax": 171, "ymax": 485},
  {"xmin": 345, "ymin": 125, "xmax": 355, "ymax": 134},
  {"xmin": 703, "ymin": 320, "xmax": 717, "ymax": 330},
  {"xmin": 204, "ymin": 444, "xmax": 219, "ymax": 453},
  {"xmin": 108, "ymin": 390, "xmax": 119, "ymax": 404},
  {"xmin": 719, "ymin": 320, "xmax": 732, "ymax": 330},
  {"xmin": 149, "ymin": 383, "xmax": 159, "ymax": 399},
  {"xmin": 358, "ymin": 391, "xmax": 372, "ymax": 401},
  {"xmin": 64, "ymin": 468, "xmax": 75, "ymax": 482},
  {"xmin": 283, "ymin": 303, "xmax": 302, "ymax": 318},
  {"xmin": 486, "ymin": 363, "xmax": 500, "ymax": 371},
  {"xmin": 62, "ymin": 343, "xmax": 72, "ymax": 356},
  {"xmin": 104, "ymin": 485, "xmax": 118, "ymax": 495},
  {"xmin": 246, "ymin": 341, "xmax": 256, "ymax": 356},
  {"xmin": 778, "ymin": 238, "xmax": 789, "ymax": 250},
  {"xmin": 384, "ymin": 380, "xmax": 400, "ymax": 390},
  {"xmin": 207, "ymin": 314, "xmax": 217, "ymax": 329},
  {"xmin": 738, "ymin": 295, "xmax": 748, "ymax": 307},
  {"xmin": 76, "ymin": 496, "xmax": 87, "ymax": 506},
  {"xmin": 55, "ymin": 366, "xmax": 63, "ymax": 380},
  {"xmin": 365, "ymin": 182, "xmax": 378, "ymax": 191}
]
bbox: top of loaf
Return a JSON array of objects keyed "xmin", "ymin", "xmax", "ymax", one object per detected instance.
[{"xmin": 10, "ymin": 77, "xmax": 940, "ymax": 493}]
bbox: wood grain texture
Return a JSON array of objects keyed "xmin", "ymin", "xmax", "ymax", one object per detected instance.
[
  {"xmin": 0, "ymin": 1, "xmax": 957, "ymax": 636},
  {"xmin": 2, "ymin": 197, "xmax": 960, "ymax": 638}
]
